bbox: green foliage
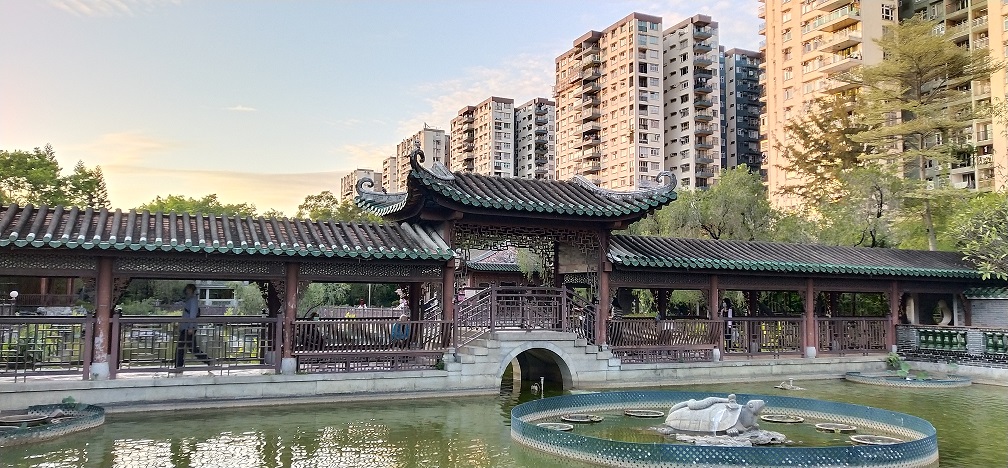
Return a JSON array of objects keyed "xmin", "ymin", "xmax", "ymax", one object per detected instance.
[
  {"xmin": 0, "ymin": 145, "xmax": 109, "ymax": 208},
  {"xmin": 298, "ymin": 283, "xmax": 351, "ymax": 316},
  {"xmin": 886, "ymin": 352, "xmax": 903, "ymax": 370},
  {"xmin": 232, "ymin": 282, "xmax": 267, "ymax": 315},
  {"xmin": 296, "ymin": 190, "xmax": 380, "ymax": 222},
  {"xmin": 954, "ymin": 191, "xmax": 1008, "ymax": 279},
  {"xmin": 136, "ymin": 194, "xmax": 257, "ymax": 216},
  {"xmin": 515, "ymin": 248, "xmax": 545, "ymax": 282},
  {"xmin": 816, "ymin": 167, "xmax": 901, "ymax": 247}
]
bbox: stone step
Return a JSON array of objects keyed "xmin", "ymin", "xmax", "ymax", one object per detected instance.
[
  {"xmin": 459, "ymin": 346, "xmax": 489, "ymax": 356},
  {"xmin": 574, "ymin": 338, "xmax": 588, "ymax": 347},
  {"xmin": 469, "ymin": 339, "xmax": 500, "ymax": 349},
  {"xmin": 458, "ymin": 354, "xmax": 477, "ymax": 364}
]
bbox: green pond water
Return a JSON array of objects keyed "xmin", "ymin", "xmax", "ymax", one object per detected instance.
[{"xmin": 1, "ymin": 379, "xmax": 1006, "ymax": 467}]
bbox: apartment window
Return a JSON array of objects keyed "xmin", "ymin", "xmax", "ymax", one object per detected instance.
[
  {"xmin": 881, "ymin": 4, "xmax": 894, "ymax": 21},
  {"xmin": 649, "ymin": 63, "xmax": 659, "ymax": 72},
  {"xmin": 782, "ymin": 10, "xmax": 791, "ymax": 22},
  {"xmin": 782, "ymin": 47, "xmax": 793, "ymax": 61},
  {"xmin": 783, "ymin": 67, "xmax": 794, "ymax": 80}
]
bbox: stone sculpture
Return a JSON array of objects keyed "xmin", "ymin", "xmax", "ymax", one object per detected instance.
[{"xmin": 664, "ymin": 394, "xmax": 765, "ymax": 435}]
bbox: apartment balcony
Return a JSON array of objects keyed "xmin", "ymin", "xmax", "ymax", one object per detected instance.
[
  {"xmin": 693, "ymin": 27, "xmax": 714, "ymax": 40},
  {"xmin": 534, "ymin": 106, "xmax": 549, "ymax": 116},
  {"xmin": 582, "ymin": 68, "xmax": 601, "ymax": 82},
  {"xmin": 535, "ymin": 167, "xmax": 550, "ymax": 175},
  {"xmin": 695, "ymin": 140, "xmax": 715, "ymax": 150},
  {"xmin": 579, "ymin": 150, "xmax": 602, "ymax": 162},
  {"xmin": 582, "ymin": 54, "xmax": 601, "ymax": 67},
  {"xmin": 758, "ymin": 22, "xmax": 766, "ymax": 35},
  {"xmin": 535, "ymin": 155, "xmax": 550, "ymax": 165},
  {"xmin": 694, "ymin": 124, "xmax": 715, "ymax": 136},
  {"xmin": 815, "ymin": 0, "xmax": 852, "ymax": 13},
  {"xmin": 974, "ymin": 84, "xmax": 992, "ymax": 97},
  {"xmin": 694, "ymin": 82, "xmax": 714, "ymax": 94},
  {"xmin": 575, "ymin": 136, "xmax": 601, "ymax": 149},
  {"xmin": 978, "ymin": 178, "xmax": 995, "ymax": 191},
  {"xmin": 693, "ymin": 56, "xmax": 714, "ymax": 67},
  {"xmin": 579, "ymin": 43, "xmax": 600, "ymax": 56},
  {"xmin": 693, "ymin": 42, "xmax": 714, "ymax": 54},
  {"xmin": 581, "ymin": 122, "xmax": 601, "ymax": 134},
  {"xmin": 581, "ymin": 107, "xmax": 601, "ymax": 121},
  {"xmin": 535, "ymin": 144, "xmax": 548, "ymax": 155},
  {"xmin": 534, "ymin": 126, "xmax": 548, "ymax": 135},
  {"xmin": 695, "ymin": 167, "xmax": 716, "ymax": 178},
  {"xmin": 461, "ymin": 113, "xmax": 474, "ymax": 124},
  {"xmin": 568, "ymin": 71, "xmax": 583, "ymax": 84},
  {"xmin": 462, "ymin": 132, "xmax": 474, "ymax": 143},
  {"xmin": 694, "ymin": 98, "xmax": 714, "ymax": 108},
  {"xmin": 947, "ymin": 21, "xmax": 971, "ymax": 39},
  {"xmin": 579, "ymin": 96, "xmax": 600, "ymax": 108},
  {"xmin": 462, "ymin": 143, "xmax": 475, "ymax": 153},
  {"xmin": 758, "ymin": 4, "xmax": 765, "ymax": 18},
  {"xmin": 579, "ymin": 161, "xmax": 602, "ymax": 174},
  {"xmin": 814, "ymin": 6, "xmax": 860, "ymax": 33},
  {"xmin": 977, "ymin": 131, "xmax": 993, "ymax": 143},
  {"xmin": 461, "ymin": 161, "xmax": 474, "ymax": 172},
  {"xmin": 820, "ymin": 53, "xmax": 862, "ymax": 74},
  {"xmin": 574, "ymin": 82, "xmax": 600, "ymax": 97},
  {"xmin": 694, "ymin": 69, "xmax": 714, "ymax": 78},
  {"xmin": 973, "ymin": 15, "xmax": 988, "ymax": 30},
  {"xmin": 821, "ymin": 31, "xmax": 862, "ymax": 53},
  {"xmin": 973, "ymin": 37, "xmax": 990, "ymax": 50},
  {"xmin": 822, "ymin": 74, "xmax": 858, "ymax": 93},
  {"xmin": 695, "ymin": 111, "xmax": 714, "ymax": 121},
  {"xmin": 759, "ymin": 39, "xmax": 766, "ymax": 50},
  {"xmin": 535, "ymin": 116, "xmax": 549, "ymax": 125},
  {"xmin": 946, "ymin": 1, "xmax": 969, "ymax": 19},
  {"xmin": 696, "ymin": 155, "xmax": 716, "ymax": 164}
]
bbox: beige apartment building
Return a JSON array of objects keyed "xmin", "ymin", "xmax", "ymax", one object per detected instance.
[
  {"xmin": 554, "ymin": 12, "xmax": 666, "ymax": 190},
  {"xmin": 339, "ymin": 169, "xmax": 381, "ymax": 201},
  {"xmin": 393, "ymin": 126, "xmax": 450, "ymax": 192},
  {"xmin": 449, "ymin": 97, "xmax": 515, "ymax": 177},
  {"xmin": 663, "ymin": 14, "xmax": 723, "ymax": 190},
  {"xmin": 381, "ymin": 156, "xmax": 397, "ymax": 193},
  {"xmin": 760, "ymin": 0, "xmax": 894, "ymax": 206},
  {"xmin": 514, "ymin": 98, "xmax": 556, "ymax": 179}
]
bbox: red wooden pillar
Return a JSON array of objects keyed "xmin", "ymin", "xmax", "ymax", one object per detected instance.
[
  {"xmin": 281, "ymin": 262, "xmax": 298, "ymax": 374},
  {"xmin": 887, "ymin": 280, "xmax": 900, "ymax": 352},
  {"xmin": 709, "ymin": 276, "xmax": 723, "ymax": 357},
  {"xmin": 408, "ymin": 282, "xmax": 422, "ymax": 321},
  {"xmin": 656, "ymin": 289, "xmax": 668, "ymax": 319},
  {"xmin": 803, "ymin": 278, "xmax": 816, "ymax": 358},
  {"xmin": 91, "ymin": 257, "xmax": 114, "ymax": 379},
  {"xmin": 596, "ymin": 230, "xmax": 610, "ymax": 346}
]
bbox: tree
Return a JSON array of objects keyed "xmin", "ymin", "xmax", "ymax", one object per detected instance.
[
  {"xmin": 777, "ymin": 96, "xmax": 869, "ymax": 206},
  {"xmin": 816, "ymin": 167, "xmax": 901, "ymax": 247},
  {"xmin": 0, "ymin": 145, "xmax": 68, "ymax": 206},
  {"xmin": 136, "ymin": 194, "xmax": 257, "ymax": 216},
  {"xmin": 66, "ymin": 161, "xmax": 110, "ymax": 208},
  {"xmin": 296, "ymin": 190, "xmax": 380, "ymax": 222},
  {"xmin": 628, "ymin": 167, "xmax": 777, "ymax": 241},
  {"xmin": 850, "ymin": 15, "xmax": 1001, "ymax": 250},
  {"xmin": 955, "ymin": 192, "xmax": 1008, "ymax": 279}
]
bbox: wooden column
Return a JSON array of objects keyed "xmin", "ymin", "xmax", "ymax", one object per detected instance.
[
  {"xmin": 803, "ymin": 278, "xmax": 816, "ymax": 358},
  {"xmin": 408, "ymin": 282, "xmax": 422, "ymax": 321},
  {"xmin": 887, "ymin": 280, "xmax": 900, "ymax": 351},
  {"xmin": 282, "ymin": 263, "xmax": 298, "ymax": 360},
  {"xmin": 657, "ymin": 288, "xmax": 669, "ymax": 319},
  {"xmin": 596, "ymin": 230, "xmax": 610, "ymax": 346},
  {"xmin": 92, "ymin": 257, "xmax": 113, "ymax": 379},
  {"xmin": 709, "ymin": 276, "xmax": 724, "ymax": 355}
]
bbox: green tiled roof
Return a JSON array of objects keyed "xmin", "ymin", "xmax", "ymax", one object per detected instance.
[
  {"xmin": 609, "ymin": 235, "xmax": 983, "ymax": 279},
  {"xmin": 356, "ymin": 147, "xmax": 677, "ymax": 221},
  {"xmin": 0, "ymin": 204, "xmax": 454, "ymax": 261},
  {"xmin": 964, "ymin": 287, "xmax": 1008, "ymax": 299},
  {"xmin": 467, "ymin": 249, "xmax": 522, "ymax": 272}
]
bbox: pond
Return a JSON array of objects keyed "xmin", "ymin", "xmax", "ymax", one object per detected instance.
[{"xmin": 1, "ymin": 380, "xmax": 1005, "ymax": 467}]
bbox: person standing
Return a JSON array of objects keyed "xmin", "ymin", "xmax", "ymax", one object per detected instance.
[{"xmin": 173, "ymin": 283, "xmax": 213, "ymax": 374}]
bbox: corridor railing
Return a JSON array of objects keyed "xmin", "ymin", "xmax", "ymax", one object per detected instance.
[
  {"xmin": 609, "ymin": 318, "xmax": 721, "ymax": 363},
  {"xmin": 110, "ymin": 315, "xmax": 282, "ymax": 377},
  {"xmin": 291, "ymin": 318, "xmax": 452, "ymax": 373},
  {"xmin": 816, "ymin": 317, "xmax": 889, "ymax": 355},
  {"xmin": 722, "ymin": 317, "xmax": 804, "ymax": 357},
  {"xmin": 897, "ymin": 324, "xmax": 1008, "ymax": 367},
  {"xmin": 0, "ymin": 315, "xmax": 93, "ymax": 382}
]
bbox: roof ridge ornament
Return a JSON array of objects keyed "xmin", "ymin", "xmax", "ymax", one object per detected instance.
[
  {"xmin": 570, "ymin": 171, "xmax": 677, "ymax": 199},
  {"xmin": 355, "ymin": 177, "xmax": 404, "ymax": 203},
  {"xmin": 408, "ymin": 141, "xmax": 455, "ymax": 181}
]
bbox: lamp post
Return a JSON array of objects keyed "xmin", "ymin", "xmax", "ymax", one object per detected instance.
[{"xmin": 9, "ymin": 290, "xmax": 18, "ymax": 315}]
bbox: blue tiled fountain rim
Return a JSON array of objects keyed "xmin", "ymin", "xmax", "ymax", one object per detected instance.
[{"xmin": 511, "ymin": 391, "xmax": 938, "ymax": 468}]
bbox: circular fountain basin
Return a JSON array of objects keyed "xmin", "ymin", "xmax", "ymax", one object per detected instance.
[
  {"xmin": 511, "ymin": 391, "xmax": 938, "ymax": 468},
  {"xmin": 845, "ymin": 371, "xmax": 971, "ymax": 388},
  {"xmin": 0, "ymin": 404, "xmax": 105, "ymax": 448}
]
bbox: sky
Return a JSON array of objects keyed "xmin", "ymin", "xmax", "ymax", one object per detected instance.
[{"xmin": 1, "ymin": 0, "xmax": 760, "ymax": 215}]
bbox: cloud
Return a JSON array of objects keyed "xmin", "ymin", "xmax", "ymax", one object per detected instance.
[
  {"xmin": 332, "ymin": 143, "xmax": 394, "ymax": 170},
  {"xmin": 397, "ymin": 53, "xmax": 555, "ymax": 136},
  {"xmin": 224, "ymin": 105, "xmax": 257, "ymax": 112},
  {"xmin": 627, "ymin": 0, "xmax": 761, "ymax": 50},
  {"xmin": 64, "ymin": 131, "xmax": 182, "ymax": 167},
  {"xmin": 49, "ymin": 0, "xmax": 183, "ymax": 17}
]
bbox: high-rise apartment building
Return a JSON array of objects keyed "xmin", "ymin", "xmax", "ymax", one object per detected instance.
[
  {"xmin": 899, "ymin": 0, "xmax": 1008, "ymax": 192},
  {"xmin": 554, "ymin": 13, "xmax": 666, "ymax": 190},
  {"xmin": 514, "ymin": 98, "xmax": 557, "ymax": 179},
  {"xmin": 724, "ymin": 48, "xmax": 765, "ymax": 174},
  {"xmin": 760, "ymin": 0, "xmax": 894, "ymax": 206},
  {"xmin": 381, "ymin": 156, "xmax": 398, "ymax": 192},
  {"xmin": 339, "ymin": 169, "xmax": 381, "ymax": 201},
  {"xmin": 394, "ymin": 127, "xmax": 450, "ymax": 192},
  {"xmin": 663, "ymin": 14, "xmax": 722, "ymax": 190},
  {"xmin": 449, "ymin": 97, "xmax": 515, "ymax": 177}
]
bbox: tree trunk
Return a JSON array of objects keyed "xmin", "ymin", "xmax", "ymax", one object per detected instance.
[{"xmin": 922, "ymin": 198, "xmax": 937, "ymax": 251}]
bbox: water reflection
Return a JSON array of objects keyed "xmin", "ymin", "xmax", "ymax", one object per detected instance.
[{"xmin": 1, "ymin": 380, "xmax": 1005, "ymax": 467}]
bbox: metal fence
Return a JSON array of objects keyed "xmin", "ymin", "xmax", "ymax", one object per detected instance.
[{"xmin": 0, "ymin": 315, "xmax": 92, "ymax": 382}]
